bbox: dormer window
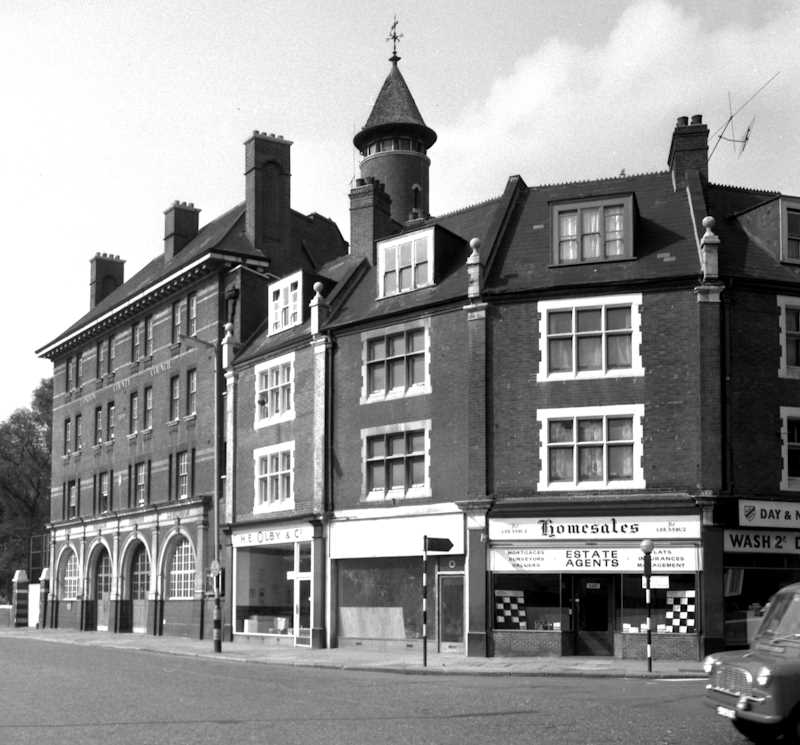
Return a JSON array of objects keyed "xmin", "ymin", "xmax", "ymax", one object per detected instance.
[
  {"xmin": 551, "ymin": 196, "xmax": 634, "ymax": 265},
  {"xmin": 377, "ymin": 228, "xmax": 434, "ymax": 298},
  {"xmin": 781, "ymin": 199, "xmax": 800, "ymax": 262},
  {"xmin": 269, "ymin": 272, "xmax": 302, "ymax": 334}
]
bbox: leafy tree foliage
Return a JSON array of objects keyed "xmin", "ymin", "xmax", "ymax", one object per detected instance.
[{"xmin": 0, "ymin": 379, "xmax": 52, "ymax": 600}]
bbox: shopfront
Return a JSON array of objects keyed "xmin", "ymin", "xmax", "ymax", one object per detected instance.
[
  {"xmin": 232, "ymin": 521, "xmax": 319, "ymax": 647},
  {"xmin": 488, "ymin": 514, "xmax": 702, "ymax": 659},
  {"xmin": 723, "ymin": 498, "xmax": 800, "ymax": 648},
  {"xmin": 328, "ymin": 511, "xmax": 465, "ymax": 651}
]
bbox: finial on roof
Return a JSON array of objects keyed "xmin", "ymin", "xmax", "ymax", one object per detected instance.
[{"xmin": 386, "ymin": 15, "xmax": 402, "ymax": 63}]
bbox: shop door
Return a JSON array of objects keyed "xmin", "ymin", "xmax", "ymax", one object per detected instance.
[
  {"xmin": 294, "ymin": 578, "xmax": 311, "ymax": 647},
  {"xmin": 438, "ymin": 574, "xmax": 464, "ymax": 653},
  {"xmin": 574, "ymin": 575, "xmax": 613, "ymax": 655}
]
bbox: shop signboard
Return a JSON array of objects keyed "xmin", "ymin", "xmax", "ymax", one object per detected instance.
[
  {"xmin": 738, "ymin": 499, "xmax": 800, "ymax": 530},
  {"xmin": 489, "ymin": 545, "xmax": 700, "ymax": 573},
  {"xmin": 232, "ymin": 523, "xmax": 314, "ymax": 547},
  {"xmin": 489, "ymin": 515, "xmax": 700, "ymax": 542},
  {"xmin": 725, "ymin": 529, "xmax": 800, "ymax": 554}
]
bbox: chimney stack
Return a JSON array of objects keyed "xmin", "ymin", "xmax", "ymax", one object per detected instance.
[
  {"xmin": 164, "ymin": 201, "xmax": 200, "ymax": 262},
  {"xmin": 245, "ymin": 131, "xmax": 292, "ymax": 271},
  {"xmin": 89, "ymin": 253, "xmax": 125, "ymax": 309},
  {"xmin": 668, "ymin": 114, "xmax": 709, "ymax": 190},
  {"xmin": 348, "ymin": 176, "xmax": 396, "ymax": 264}
]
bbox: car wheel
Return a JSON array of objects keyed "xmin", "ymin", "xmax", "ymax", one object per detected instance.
[{"xmin": 733, "ymin": 719, "xmax": 780, "ymax": 744}]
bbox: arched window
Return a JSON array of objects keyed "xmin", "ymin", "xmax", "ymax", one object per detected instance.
[
  {"xmin": 167, "ymin": 537, "xmax": 195, "ymax": 599},
  {"xmin": 96, "ymin": 550, "xmax": 112, "ymax": 599},
  {"xmin": 131, "ymin": 543, "xmax": 149, "ymax": 600},
  {"xmin": 60, "ymin": 552, "xmax": 79, "ymax": 600}
]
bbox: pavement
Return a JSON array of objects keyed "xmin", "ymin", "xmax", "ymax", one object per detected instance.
[{"xmin": 0, "ymin": 626, "xmax": 706, "ymax": 678}]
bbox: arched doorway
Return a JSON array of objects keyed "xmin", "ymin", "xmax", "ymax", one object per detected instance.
[
  {"xmin": 94, "ymin": 548, "xmax": 112, "ymax": 631},
  {"xmin": 130, "ymin": 542, "xmax": 150, "ymax": 633}
]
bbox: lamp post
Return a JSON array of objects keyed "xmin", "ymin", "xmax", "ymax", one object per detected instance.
[
  {"xmin": 640, "ymin": 538, "xmax": 654, "ymax": 672},
  {"xmin": 182, "ymin": 326, "xmax": 226, "ymax": 653}
]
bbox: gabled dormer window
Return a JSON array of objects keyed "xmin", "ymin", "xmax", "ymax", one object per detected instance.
[
  {"xmin": 377, "ymin": 228, "xmax": 434, "ymax": 298},
  {"xmin": 551, "ymin": 196, "xmax": 634, "ymax": 265},
  {"xmin": 269, "ymin": 272, "xmax": 302, "ymax": 334}
]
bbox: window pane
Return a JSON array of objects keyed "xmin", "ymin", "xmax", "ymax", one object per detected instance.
[
  {"xmin": 576, "ymin": 337, "xmax": 601, "ymax": 370},
  {"xmin": 408, "ymin": 455, "xmax": 425, "ymax": 485},
  {"xmin": 387, "ymin": 333, "xmax": 404, "ymax": 356},
  {"xmin": 387, "ymin": 358, "xmax": 405, "ymax": 390},
  {"xmin": 608, "ymin": 444, "xmax": 633, "ymax": 480},
  {"xmin": 582, "ymin": 208, "xmax": 600, "ymax": 234},
  {"xmin": 408, "ymin": 354, "xmax": 424, "ymax": 385},
  {"xmin": 407, "ymin": 329, "xmax": 423, "ymax": 353},
  {"xmin": 398, "ymin": 242, "xmax": 412, "ymax": 267},
  {"xmin": 407, "ymin": 431, "xmax": 425, "ymax": 453},
  {"xmin": 387, "ymin": 459, "xmax": 405, "ymax": 488},
  {"xmin": 606, "ymin": 307, "xmax": 631, "ymax": 330},
  {"xmin": 414, "ymin": 261, "xmax": 428, "ymax": 287},
  {"xmin": 559, "ymin": 239, "xmax": 578, "ymax": 262},
  {"xmin": 398, "ymin": 266, "xmax": 412, "ymax": 291},
  {"xmin": 367, "ymin": 338, "xmax": 385, "ymax": 361},
  {"xmin": 549, "ymin": 420, "xmax": 573, "ymax": 443},
  {"xmin": 578, "ymin": 446, "xmax": 603, "ymax": 480},
  {"xmin": 548, "ymin": 311, "xmax": 572, "ymax": 335},
  {"xmin": 367, "ymin": 436, "xmax": 385, "ymax": 459},
  {"xmin": 559, "ymin": 212, "xmax": 577, "ymax": 239},
  {"xmin": 549, "ymin": 448, "xmax": 573, "ymax": 481},
  {"xmin": 789, "ymin": 419, "xmax": 800, "ymax": 443},
  {"xmin": 367, "ymin": 461, "xmax": 385, "ymax": 491},
  {"xmin": 386, "ymin": 433, "xmax": 404, "ymax": 456},
  {"xmin": 384, "ymin": 271, "xmax": 397, "ymax": 294},
  {"xmin": 582, "ymin": 234, "xmax": 601, "ymax": 259},
  {"xmin": 789, "ymin": 448, "xmax": 800, "ymax": 478},
  {"xmin": 577, "ymin": 309, "xmax": 601, "ymax": 332},
  {"xmin": 367, "ymin": 363, "xmax": 385, "ymax": 393},
  {"xmin": 577, "ymin": 419, "xmax": 602, "ymax": 441},
  {"xmin": 548, "ymin": 339, "xmax": 572, "ymax": 372},
  {"xmin": 607, "ymin": 417, "xmax": 633, "ymax": 441},
  {"xmin": 606, "ymin": 334, "xmax": 632, "ymax": 368}
]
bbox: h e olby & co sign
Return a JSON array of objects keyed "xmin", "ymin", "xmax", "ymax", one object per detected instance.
[{"xmin": 488, "ymin": 515, "xmax": 701, "ymax": 542}]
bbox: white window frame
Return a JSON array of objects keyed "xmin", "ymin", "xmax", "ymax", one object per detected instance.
[
  {"xmin": 268, "ymin": 272, "xmax": 302, "ymax": 335},
  {"xmin": 253, "ymin": 441, "xmax": 295, "ymax": 513},
  {"xmin": 376, "ymin": 227, "xmax": 434, "ymax": 298},
  {"xmin": 167, "ymin": 538, "xmax": 195, "ymax": 599},
  {"xmin": 60, "ymin": 551, "xmax": 80, "ymax": 600},
  {"xmin": 361, "ymin": 420, "xmax": 431, "ymax": 502},
  {"xmin": 536, "ymin": 404, "xmax": 645, "ymax": 491},
  {"xmin": 551, "ymin": 195, "xmax": 634, "ymax": 265},
  {"xmin": 778, "ymin": 296, "xmax": 800, "ymax": 379},
  {"xmin": 176, "ymin": 451, "xmax": 189, "ymax": 499},
  {"xmin": 537, "ymin": 294, "xmax": 644, "ymax": 382},
  {"xmin": 780, "ymin": 406, "xmax": 800, "ymax": 491},
  {"xmin": 360, "ymin": 320, "xmax": 431, "ymax": 404},
  {"xmin": 254, "ymin": 352, "xmax": 295, "ymax": 429},
  {"xmin": 780, "ymin": 198, "xmax": 800, "ymax": 263},
  {"xmin": 98, "ymin": 471, "xmax": 110, "ymax": 513},
  {"xmin": 134, "ymin": 461, "xmax": 147, "ymax": 505}
]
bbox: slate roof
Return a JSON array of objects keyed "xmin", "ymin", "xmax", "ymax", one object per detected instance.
[
  {"xmin": 353, "ymin": 60, "xmax": 437, "ymax": 150},
  {"xmin": 38, "ymin": 203, "xmax": 348, "ymax": 356}
]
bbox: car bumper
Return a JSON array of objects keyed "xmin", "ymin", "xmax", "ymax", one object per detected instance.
[{"xmin": 705, "ymin": 690, "xmax": 783, "ymax": 726}]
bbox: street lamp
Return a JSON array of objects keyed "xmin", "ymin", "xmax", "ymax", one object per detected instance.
[
  {"xmin": 182, "ymin": 325, "xmax": 227, "ymax": 654},
  {"xmin": 640, "ymin": 538, "xmax": 654, "ymax": 673}
]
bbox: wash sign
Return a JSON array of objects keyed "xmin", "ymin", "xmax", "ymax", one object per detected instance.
[
  {"xmin": 739, "ymin": 499, "xmax": 800, "ymax": 529},
  {"xmin": 725, "ymin": 529, "xmax": 800, "ymax": 555}
]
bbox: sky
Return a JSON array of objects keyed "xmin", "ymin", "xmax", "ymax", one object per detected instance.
[{"xmin": 1, "ymin": 0, "xmax": 799, "ymax": 420}]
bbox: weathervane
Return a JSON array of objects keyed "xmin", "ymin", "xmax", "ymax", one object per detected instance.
[{"xmin": 387, "ymin": 15, "xmax": 403, "ymax": 62}]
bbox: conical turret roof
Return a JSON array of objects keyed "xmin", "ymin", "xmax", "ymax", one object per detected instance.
[{"xmin": 353, "ymin": 59, "xmax": 437, "ymax": 151}]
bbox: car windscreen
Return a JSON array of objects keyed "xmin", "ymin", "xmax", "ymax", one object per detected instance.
[{"xmin": 757, "ymin": 591, "xmax": 800, "ymax": 638}]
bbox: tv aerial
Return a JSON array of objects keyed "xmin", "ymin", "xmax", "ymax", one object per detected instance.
[{"xmin": 708, "ymin": 71, "xmax": 779, "ymax": 161}]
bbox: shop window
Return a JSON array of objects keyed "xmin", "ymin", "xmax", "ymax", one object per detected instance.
[
  {"xmin": 780, "ymin": 407, "xmax": 800, "ymax": 491},
  {"xmin": 492, "ymin": 574, "xmax": 564, "ymax": 631},
  {"xmin": 59, "ymin": 551, "xmax": 79, "ymax": 600},
  {"xmin": 361, "ymin": 322, "xmax": 430, "ymax": 403},
  {"xmin": 376, "ymin": 228, "xmax": 433, "ymax": 298},
  {"xmin": 268, "ymin": 272, "xmax": 302, "ymax": 335},
  {"xmin": 235, "ymin": 545, "xmax": 296, "ymax": 635},
  {"xmin": 337, "ymin": 557, "xmax": 422, "ymax": 640},
  {"xmin": 253, "ymin": 442, "xmax": 294, "ymax": 512},
  {"xmin": 778, "ymin": 296, "xmax": 800, "ymax": 378},
  {"xmin": 537, "ymin": 294, "xmax": 643, "ymax": 381},
  {"xmin": 620, "ymin": 574, "xmax": 697, "ymax": 634},
  {"xmin": 254, "ymin": 353, "xmax": 295, "ymax": 428},
  {"xmin": 551, "ymin": 196, "xmax": 633, "ymax": 264},
  {"xmin": 167, "ymin": 537, "xmax": 195, "ymax": 599},
  {"xmin": 536, "ymin": 405, "xmax": 645, "ymax": 491},
  {"xmin": 362, "ymin": 420, "xmax": 431, "ymax": 501}
]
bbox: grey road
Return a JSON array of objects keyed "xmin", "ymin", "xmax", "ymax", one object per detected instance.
[{"xmin": 0, "ymin": 637, "xmax": 741, "ymax": 745}]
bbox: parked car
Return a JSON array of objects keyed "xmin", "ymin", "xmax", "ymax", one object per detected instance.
[{"xmin": 705, "ymin": 583, "xmax": 800, "ymax": 743}]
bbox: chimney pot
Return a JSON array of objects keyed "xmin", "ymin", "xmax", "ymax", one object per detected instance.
[
  {"xmin": 677, "ymin": 116, "xmax": 689, "ymax": 127},
  {"xmin": 690, "ymin": 114, "xmax": 703, "ymax": 125}
]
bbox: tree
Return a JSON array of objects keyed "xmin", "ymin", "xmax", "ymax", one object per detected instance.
[{"xmin": 0, "ymin": 379, "xmax": 52, "ymax": 600}]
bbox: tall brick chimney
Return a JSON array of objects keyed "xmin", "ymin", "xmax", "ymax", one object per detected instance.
[
  {"xmin": 89, "ymin": 253, "xmax": 125, "ymax": 309},
  {"xmin": 245, "ymin": 131, "xmax": 292, "ymax": 271},
  {"xmin": 668, "ymin": 114, "xmax": 709, "ymax": 189},
  {"xmin": 164, "ymin": 201, "xmax": 200, "ymax": 261},
  {"xmin": 348, "ymin": 177, "xmax": 396, "ymax": 264}
]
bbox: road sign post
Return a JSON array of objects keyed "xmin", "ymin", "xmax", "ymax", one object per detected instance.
[{"xmin": 422, "ymin": 536, "xmax": 453, "ymax": 667}]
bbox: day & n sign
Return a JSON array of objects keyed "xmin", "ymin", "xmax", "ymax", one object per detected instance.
[{"xmin": 739, "ymin": 499, "xmax": 800, "ymax": 530}]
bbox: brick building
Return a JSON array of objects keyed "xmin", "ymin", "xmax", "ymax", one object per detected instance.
[{"xmin": 37, "ymin": 47, "xmax": 800, "ymax": 660}]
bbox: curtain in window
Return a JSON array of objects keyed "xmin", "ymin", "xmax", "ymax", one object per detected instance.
[
  {"xmin": 558, "ymin": 213, "xmax": 578, "ymax": 262},
  {"xmin": 581, "ymin": 208, "xmax": 601, "ymax": 259},
  {"xmin": 605, "ymin": 206, "xmax": 624, "ymax": 256}
]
